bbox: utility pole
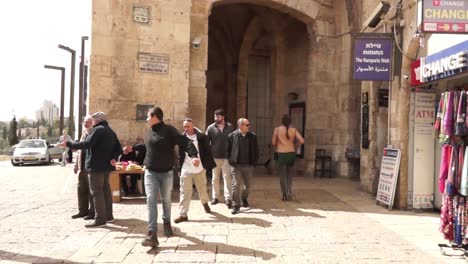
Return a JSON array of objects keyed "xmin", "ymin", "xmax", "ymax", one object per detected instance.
[
  {"xmin": 44, "ymin": 65, "xmax": 65, "ymax": 134},
  {"xmin": 58, "ymin": 44, "xmax": 76, "ymax": 139},
  {"xmin": 78, "ymin": 36, "xmax": 88, "ymax": 139}
]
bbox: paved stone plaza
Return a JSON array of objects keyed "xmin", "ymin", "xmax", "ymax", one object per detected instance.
[{"xmin": 0, "ymin": 161, "xmax": 466, "ymax": 263}]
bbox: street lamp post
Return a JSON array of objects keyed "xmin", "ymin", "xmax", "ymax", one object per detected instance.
[
  {"xmin": 43, "ymin": 65, "xmax": 65, "ymax": 134},
  {"xmin": 78, "ymin": 36, "xmax": 88, "ymax": 139},
  {"xmin": 58, "ymin": 44, "xmax": 76, "ymax": 139}
]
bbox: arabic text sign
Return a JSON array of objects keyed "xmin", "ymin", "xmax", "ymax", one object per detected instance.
[
  {"xmin": 376, "ymin": 148, "xmax": 401, "ymax": 209},
  {"xmin": 422, "ymin": 0, "xmax": 468, "ymax": 33},
  {"xmin": 138, "ymin": 52, "xmax": 169, "ymax": 74},
  {"xmin": 353, "ymin": 36, "xmax": 393, "ymax": 81}
]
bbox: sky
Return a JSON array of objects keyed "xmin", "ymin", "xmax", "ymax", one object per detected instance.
[{"xmin": 0, "ymin": 0, "xmax": 92, "ymax": 122}]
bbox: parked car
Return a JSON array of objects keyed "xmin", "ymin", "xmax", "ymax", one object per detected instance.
[{"xmin": 11, "ymin": 139, "xmax": 62, "ymax": 166}]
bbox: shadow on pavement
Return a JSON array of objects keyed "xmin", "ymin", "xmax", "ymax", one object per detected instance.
[
  {"xmin": 0, "ymin": 250, "xmax": 87, "ymax": 264},
  {"xmin": 106, "ymin": 218, "xmax": 276, "ymax": 260}
]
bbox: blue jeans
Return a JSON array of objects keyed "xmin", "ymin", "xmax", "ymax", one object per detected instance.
[{"xmin": 144, "ymin": 169, "xmax": 173, "ymax": 232}]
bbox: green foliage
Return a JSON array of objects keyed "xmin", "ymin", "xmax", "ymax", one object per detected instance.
[{"xmin": 2, "ymin": 126, "xmax": 6, "ymax": 140}]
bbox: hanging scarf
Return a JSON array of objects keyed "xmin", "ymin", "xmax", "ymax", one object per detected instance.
[
  {"xmin": 440, "ymin": 144, "xmax": 453, "ymax": 194},
  {"xmin": 435, "ymin": 94, "xmax": 444, "ymax": 132},
  {"xmin": 456, "ymin": 91, "xmax": 467, "ymax": 136}
]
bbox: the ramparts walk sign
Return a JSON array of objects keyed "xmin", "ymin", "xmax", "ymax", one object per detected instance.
[
  {"xmin": 422, "ymin": 0, "xmax": 468, "ymax": 33},
  {"xmin": 353, "ymin": 34, "xmax": 393, "ymax": 81},
  {"xmin": 376, "ymin": 148, "xmax": 401, "ymax": 210}
]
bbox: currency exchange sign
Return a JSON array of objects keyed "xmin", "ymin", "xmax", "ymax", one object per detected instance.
[{"xmin": 422, "ymin": 0, "xmax": 468, "ymax": 33}]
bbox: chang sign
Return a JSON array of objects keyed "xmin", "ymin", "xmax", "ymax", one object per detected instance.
[
  {"xmin": 411, "ymin": 40, "xmax": 468, "ymax": 86},
  {"xmin": 422, "ymin": 0, "xmax": 468, "ymax": 33}
]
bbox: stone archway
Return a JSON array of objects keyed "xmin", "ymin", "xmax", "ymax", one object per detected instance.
[{"xmin": 189, "ymin": 0, "xmax": 358, "ymax": 177}]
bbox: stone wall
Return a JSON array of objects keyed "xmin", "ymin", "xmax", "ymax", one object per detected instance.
[{"xmin": 90, "ymin": 0, "xmax": 192, "ymax": 141}]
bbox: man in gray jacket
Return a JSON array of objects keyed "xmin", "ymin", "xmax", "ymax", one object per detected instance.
[{"xmin": 205, "ymin": 109, "xmax": 235, "ymax": 208}]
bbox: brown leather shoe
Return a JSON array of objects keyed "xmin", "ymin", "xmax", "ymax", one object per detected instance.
[
  {"xmin": 163, "ymin": 222, "xmax": 173, "ymax": 237},
  {"xmin": 174, "ymin": 215, "xmax": 188, "ymax": 224},
  {"xmin": 141, "ymin": 231, "xmax": 159, "ymax": 247},
  {"xmin": 203, "ymin": 202, "xmax": 211, "ymax": 213}
]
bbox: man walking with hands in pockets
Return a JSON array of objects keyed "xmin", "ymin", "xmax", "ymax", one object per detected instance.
[{"xmin": 206, "ymin": 109, "xmax": 235, "ymax": 208}]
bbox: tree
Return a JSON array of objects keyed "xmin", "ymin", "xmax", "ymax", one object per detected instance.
[
  {"xmin": 47, "ymin": 125, "xmax": 53, "ymax": 137},
  {"xmin": 2, "ymin": 126, "xmax": 6, "ymax": 140},
  {"xmin": 8, "ymin": 116, "xmax": 18, "ymax": 146},
  {"xmin": 18, "ymin": 118, "xmax": 29, "ymax": 129}
]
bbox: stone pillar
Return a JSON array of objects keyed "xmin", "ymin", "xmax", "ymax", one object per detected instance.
[
  {"xmin": 189, "ymin": 0, "xmax": 210, "ymax": 128},
  {"xmin": 305, "ymin": 21, "xmax": 339, "ymax": 176}
]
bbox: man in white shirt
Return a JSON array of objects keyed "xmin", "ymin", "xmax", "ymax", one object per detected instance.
[{"xmin": 174, "ymin": 118, "xmax": 216, "ymax": 223}]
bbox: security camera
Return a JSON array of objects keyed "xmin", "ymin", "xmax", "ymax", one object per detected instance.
[
  {"xmin": 363, "ymin": 1, "xmax": 390, "ymax": 28},
  {"xmin": 192, "ymin": 37, "xmax": 201, "ymax": 49},
  {"xmin": 403, "ymin": 74, "xmax": 409, "ymax": 80}
]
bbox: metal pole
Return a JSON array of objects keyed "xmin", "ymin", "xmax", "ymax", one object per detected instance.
[
  {"xmin": 58, "ymin": 44, "xmax": 76, "ymax": 139},
  {"xmin": 44, "ymin": 65, "xmax": 66, "ymax": 135},
  {"xmin": 78, "ymin": 36, "xmax": 88, "ymax": 139}
]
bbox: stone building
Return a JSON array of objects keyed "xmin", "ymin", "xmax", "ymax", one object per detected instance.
[{"xmin": 90, "ymin": 0, "xmax": 428, "ymax": 209}]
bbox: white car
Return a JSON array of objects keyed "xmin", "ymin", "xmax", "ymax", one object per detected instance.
[{"xmin": 11, "ymin": 139, "xmax": 62, "ymax": 166}]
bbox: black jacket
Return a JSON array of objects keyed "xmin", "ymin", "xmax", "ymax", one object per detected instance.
[
  {"xmin": 68, "ymin": 120, "xmax": 121, "ymax": 172},
  {"xmin": 205, "ymin": 122, "xmax": 235, "ymax": 159},
  {"xmin": 179, "ymin": 131, "xmax": 216, "ymax": 171},
  {"xmin": 133, "ymin": 122, "xmax": 198, "ymax": 173},
  {"xmin": 226, "ymin": 130, "xmax": 259, "ymax": 166}
]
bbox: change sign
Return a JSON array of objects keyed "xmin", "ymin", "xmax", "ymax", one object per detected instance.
[
  {"xmin": 422, "ymin": 0, "xmax": 468, "ymax": 33},
  {"xmin": 353, "ymin": 34, "xmax": 393, "ymax": 81}
]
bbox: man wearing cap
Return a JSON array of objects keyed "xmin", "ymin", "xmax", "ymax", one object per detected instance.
[
  {"xmin": 124, "ymin": 107, "xmax": 199, "ymax": 248},
  {"xmin": 60, "ymin": 111, "xmax": 121, "ymax": 228}
]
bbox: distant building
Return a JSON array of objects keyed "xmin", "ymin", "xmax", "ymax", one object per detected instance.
[{"xmin": 36, "ymin": 100, "xmax": 59, "ymax": 125}]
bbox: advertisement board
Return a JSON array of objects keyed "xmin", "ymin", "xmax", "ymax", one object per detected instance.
[
  {"xmin": 422, "ymin": 0, "xmax": 468, "ymax": 33},
  {"xmin": 376, "ymin": 148, "xmax": 401, "ymax": 210}
]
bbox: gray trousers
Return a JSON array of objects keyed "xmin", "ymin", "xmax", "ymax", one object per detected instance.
[
  {"xmin": 78, "ymin": 171, "xmax": 93, "ymax": 215},
  {"xmin": 231, "ymin": 164, "xmax": 254, "ymax": 207},
  {"xmin": 89, "ymin": 172, "xmax": 113, "ymax": 223}
]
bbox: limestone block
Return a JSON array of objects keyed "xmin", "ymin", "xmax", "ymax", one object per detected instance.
[
  {"xmin": 172, "ymin": 102, "xmax": 189, "ymax": 121},
  {"xmin": 90, "ymin": 55, "xmax": 112, "ymax": 77},
  {"xmin": 111, "ymin": 57, "xmax": 135, "ymax": 79},
  {"xmin": 93, "ymin": 0, "xmax": 111, "ymax": 11},
  {"xmin": 174, "ymin": 23, "xmax": 191, "ymax": 44},
  {"xmin": 112, "ymin": 17, "xmax": 139, "ymax": 39},
  {"xmin": 190, "ymin": 16, "xmax": 208, "ymax": 35},
  {"xmin": 92, "ymin": 13, "xmax": 113, "ymax": 36},
  {"xmin": 92, "ymin": 35, "xmax": 115, "ymax": 57},
  {"xmin": 140, "ymin": 78, "xmax": 171, "ymax": 99},
  {"xmin": 89, "ymin": 76, "xmax": 114, "ymax": 100},
  {"xmin": 161, "ymin": 6, "xmax": 191, "ymax": 24},
  {"xmin": 190, "ymin": 70, "xmax": 206, "ymax": 87},
  {"xmin": 192, "ymin": 0, "xmax": 209, "ymax": 15},
  {"xmin": 171, "ymin": 44, "xmax": 190, "ymax": 66}
]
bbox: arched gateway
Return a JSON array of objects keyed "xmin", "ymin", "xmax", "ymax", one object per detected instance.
[{"xmin": 89, "ymin": 0, "xmax": 359, "ymax": 177}]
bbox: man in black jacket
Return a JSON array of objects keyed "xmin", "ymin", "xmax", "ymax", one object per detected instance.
[
  {"xmin": 61, "ymin": 112, "xmax": 121, "ymax": 227},
  {"xmin": 226, "ymin": 118, "xmax": 259, "ymax": 214},
  {"xmin": 125, "ymin": 107, "xmax": 199, "ymax": 248},
  {"xmin": 174, "ymin": 118, "xmax": 216, "ymax": 224}
]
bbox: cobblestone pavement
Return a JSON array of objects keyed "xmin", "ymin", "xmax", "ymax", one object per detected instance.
[{"xmin": 0, "ymin": 161, "xmax": 467, "ymax": 263}]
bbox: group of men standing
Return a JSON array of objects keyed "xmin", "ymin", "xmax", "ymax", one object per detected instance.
[{"xmin": 65, "ymin": 107, "xmax": 259, "ymax": 248}]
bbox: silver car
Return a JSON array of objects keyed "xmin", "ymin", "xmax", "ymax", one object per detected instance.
[{"xmin": 11, "ymin": 139, "xmax": 62, "ymax": 166}]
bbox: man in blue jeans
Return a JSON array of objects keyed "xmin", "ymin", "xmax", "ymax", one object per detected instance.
[{"xmin": 125, "ymin": 107, "xmax": 199, "ymax": 248}]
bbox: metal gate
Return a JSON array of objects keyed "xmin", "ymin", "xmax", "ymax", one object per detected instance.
[{"xmin": 247, "ymin": 55, "xmax": 272, "ymax": 165}]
